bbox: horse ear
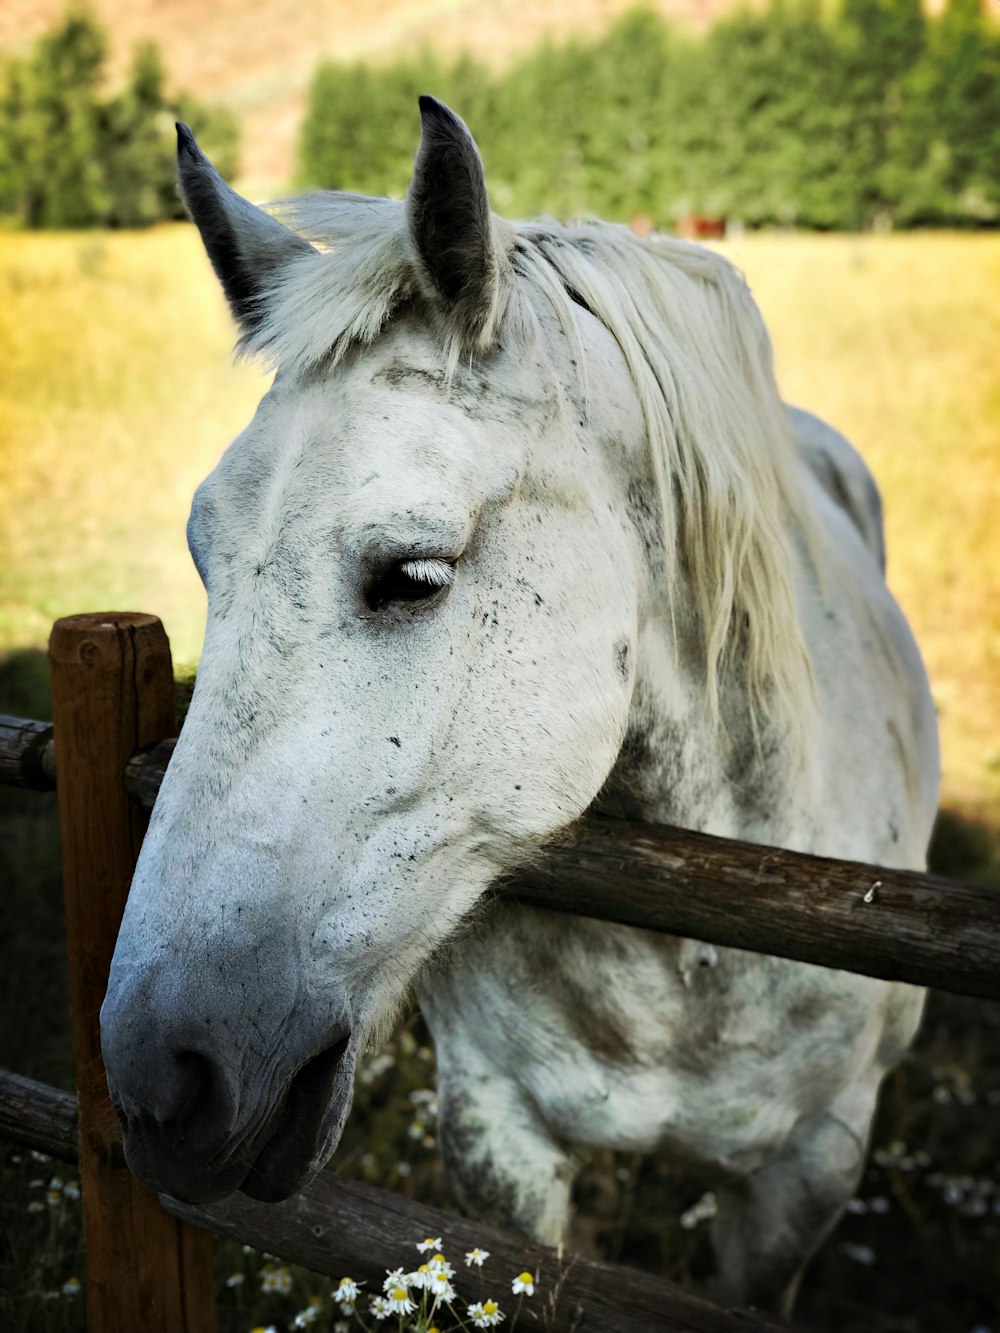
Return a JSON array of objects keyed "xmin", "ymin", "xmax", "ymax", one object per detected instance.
[
  {"xmin": 176, "ymin": 123, "xmax": 313, "ymax": 334},
  {"xmin": 406, "ymin": 96, "xmax": 506, "ymax": 350}
]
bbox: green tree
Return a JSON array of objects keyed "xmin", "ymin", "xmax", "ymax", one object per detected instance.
[
  {"xmin": 299, "ymin": 51, "xmax": 492, "ymax": 197},
  {"xmin": 294, "ymin": 0, "xmax": 1000, "ymax": 233},
  {"xmin": 99, "ymin": 44, "xmax": 176, "ymax": 227},
  {"xmin": 888, "ymin": 0, "xmax": 1000, "ymax": 223},
  {"xmin": 0, "ymin": 57, "xmax": 32, "ymax": 216},
  {"xmin": 13, "ymin": 12, "xmax": 108, "ymax": 227},
  {"xmin": 0, "ymin": 10, "xmax": 239, "ymax": 228},
  {"xmin": 833, "ymin": 0, "xmax": 927, "ymax": 227}
]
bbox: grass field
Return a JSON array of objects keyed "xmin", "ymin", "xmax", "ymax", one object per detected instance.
[
  {"xmin": 1, "ymin": 226, "xmax": 999, "ymax": 819},
  {"xmin": 723, "ymin": 232, "xmax": 1000, "ymax": 822},
  {"xmin": 1, "ymin": 225, "xmax": 999, "ymax": 1332}
]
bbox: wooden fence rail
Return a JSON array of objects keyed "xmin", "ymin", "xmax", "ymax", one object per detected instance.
[
  {"xmin": 3, "ymin": 716, "xmax": 999, "ymax": 1000},
  {"xmin": 0, "ymin": 1066, "xmax": 783, "ymax": 1333},
  {"xmin": 0, "ymin": 712, "xmax": 55, "ymax": 790}
]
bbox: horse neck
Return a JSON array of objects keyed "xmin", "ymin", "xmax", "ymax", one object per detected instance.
[{"xmin": 594, "ymin": 523, "xmax": 809, "ymax": 847}]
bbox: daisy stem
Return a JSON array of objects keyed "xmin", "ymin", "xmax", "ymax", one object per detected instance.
[{"xmin": 510, "ymin": 1292, "xmax": 524, "ymax": 1332}]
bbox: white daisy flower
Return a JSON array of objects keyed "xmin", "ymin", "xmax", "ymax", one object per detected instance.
[
  {"xmin": 468, "ymin": 1297, "xmax": 505, "ymax": 1327},
  {"xmin": 382, "ymin": 1267, "xmax": 408, "ymax": 1293},
  {"xmin": 428, "ymin": 1252, "xmax": 454, "ymax": 1278},
  {"xmin": 336, "ymin": 1276, "xmax": 361, "ymax": 1302},
  {"xmin": 61, "ymin": 1277, "xmax": 81, "ymax": 1297},
  {"xmin": 428, "ymin": 1274, "xmax": 455, "ymax": 1303},
  {"xmin": 416, "ymin": 1235, "xmax": 442, "ymax": 1253},
  {"xmin": 511, "ymin": 1271, "xmax": 536, "ymax": 1296},
  {"xmin": 224, "ymin": 1273, "xmax": 245, "ymax": 1288},
  {"xmin": 385, "ymin": 1285, "xmax": 416, "ymax": 1316},
  {"xmin": 370, "ymin": 1294, "xmax": 392, "ymax": 1321},
  {"xmin": 465, "ymin": 1247, "xmax": 490, "ymax": 1267},
  {"xmin": 260, "ymin": 1265, "xmax": 293, "ymax": 1295},
  {"xmin": 408, "ymin": 1264, "xmax": 432, "ymax": 1289}
]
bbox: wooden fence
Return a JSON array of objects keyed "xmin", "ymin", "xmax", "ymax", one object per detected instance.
[{"xmin": 1, "ymin": 610, "xmax": 998, "ymax": 1331}]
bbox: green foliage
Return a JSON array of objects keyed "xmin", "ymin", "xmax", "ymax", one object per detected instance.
[
  {"xmin": 299, "ymin": 50, "xmax": 492, "ymax": 197},
  {"xmin": 298, "ymin": 1, "xmax": 1000, "ymax": 230},
  {"xmin": 889, "ymin": 0, "xmax": 1000, "ymax": 223},
  {"xmin": 0, "ymin": 10, "xmax": 239, "ymax": 229}
]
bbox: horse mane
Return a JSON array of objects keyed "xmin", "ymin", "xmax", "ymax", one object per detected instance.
[{"xmin": 245, "ymin": 193, "xmax": 813, "ymax": 751}]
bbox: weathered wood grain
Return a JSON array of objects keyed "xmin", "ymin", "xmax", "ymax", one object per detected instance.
[
  {"xmin": 512, "ymin": 817, "xmax": 1000, "ymax": 1000},
  {"xmin": 165, "ymin": 1179, "xmax": 788, "ymax": 1333},
  {"xmin": 0, "ymin": 1069, "xmax": 77, "ymax": 1162},
  {"xmin": 0, "ymin": 1065, "xmax": 784, "ymax": 1331},
  {"xmin": 0, "ymin": 712, "xmax": 55, "ymax": 790},
  {"xmin": 121, "ymin": 736, "xmax": 1000, "ymax": 999},
  {"xmin": 123, "ymin": 735, "xmax": 176, "ymax": 810},
  {"xmin": 48, "ymin": 613, "xmax": 217, "ymax": 1333},
  {"xmin": 12, "ymin": 703, "xmax": 998, "ymax": 999}
]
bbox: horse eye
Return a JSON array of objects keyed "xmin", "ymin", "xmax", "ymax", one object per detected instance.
[{"xmin": 364, "ymin": 557, "xmax": 455, "ymax": 612}]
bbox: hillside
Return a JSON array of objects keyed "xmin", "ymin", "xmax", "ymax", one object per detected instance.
[{"xmin": 0, "ymin": 0, "xmax": 747, "ymax": 193}]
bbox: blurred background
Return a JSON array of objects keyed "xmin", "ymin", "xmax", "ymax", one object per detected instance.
[{"xmin": 0, "ymin": 3, "xmax": 998, "ymax": 1331}]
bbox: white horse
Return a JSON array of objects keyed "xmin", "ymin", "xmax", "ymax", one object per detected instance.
[{"xmin": 101, "ymin": 98, "xmax": 939, "ymax": 1312}]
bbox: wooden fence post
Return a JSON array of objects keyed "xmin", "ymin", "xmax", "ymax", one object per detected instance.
[{"xmin": 49, "ymin": 613, "xmax": 217, "ymax": 1333}]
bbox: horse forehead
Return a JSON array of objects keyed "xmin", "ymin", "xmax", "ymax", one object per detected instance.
[
  {"xmin": 211, "ymin": 321, "xmax": 567, "ymax": 535},
  {"xmin": 368, "ymin": 354, "xmax": 557, "ymax": 425},
  {"xmin": 227, "ymin": 371, "xmax": 507, "ymax": 513}
]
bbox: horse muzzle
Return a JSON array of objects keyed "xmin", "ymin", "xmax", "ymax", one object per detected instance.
[
  {"xmin": 114, "ymin": 1033, "xmax": 354, "ymax": 1204},
  {"xmin": 101, "ymin": 963, "xmax": 356, "ymax": 1204}
]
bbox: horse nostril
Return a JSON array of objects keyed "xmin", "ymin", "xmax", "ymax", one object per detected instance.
[
  {"xmin": 169, "ymin": 1051, "xmax": 209, "ymax": 1117},
  {"xmin": 152, "ymin": 1049, "xmax": 220, "ymax": 1144}
]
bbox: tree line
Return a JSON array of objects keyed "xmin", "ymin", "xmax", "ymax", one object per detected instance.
[
  {"xmin": 300, "ymin": 0, "xmax": 1000, "ymax": 230},
  {"xmin": 2, "ymin": 2, "xmax": 997, "ymax": 230},
  {"xmin": 0, "ymin": 13, "xmax": 237, "ymax": 228}
]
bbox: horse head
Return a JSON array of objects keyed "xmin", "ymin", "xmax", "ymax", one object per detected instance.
[{"xmin": 101, "ymin": 99, "xmax": 653, "ymax": 1203}]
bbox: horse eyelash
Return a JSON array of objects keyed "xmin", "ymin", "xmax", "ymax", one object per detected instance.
[{"xmin": 397, "ymin": 557, "xmax": 456, "ymax": 587}]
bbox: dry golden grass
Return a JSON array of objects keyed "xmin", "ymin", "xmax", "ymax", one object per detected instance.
[
  {"xmin": 0, "ymin": 227, "xmax": 262, "ymax": 664},
  {"xmin": 1, "ymin": 227, "xmax": 997, "ymax": 818},
  {"xmin": 719, "ymin": 233, "xmax": 1000, "ymax": 819}
]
